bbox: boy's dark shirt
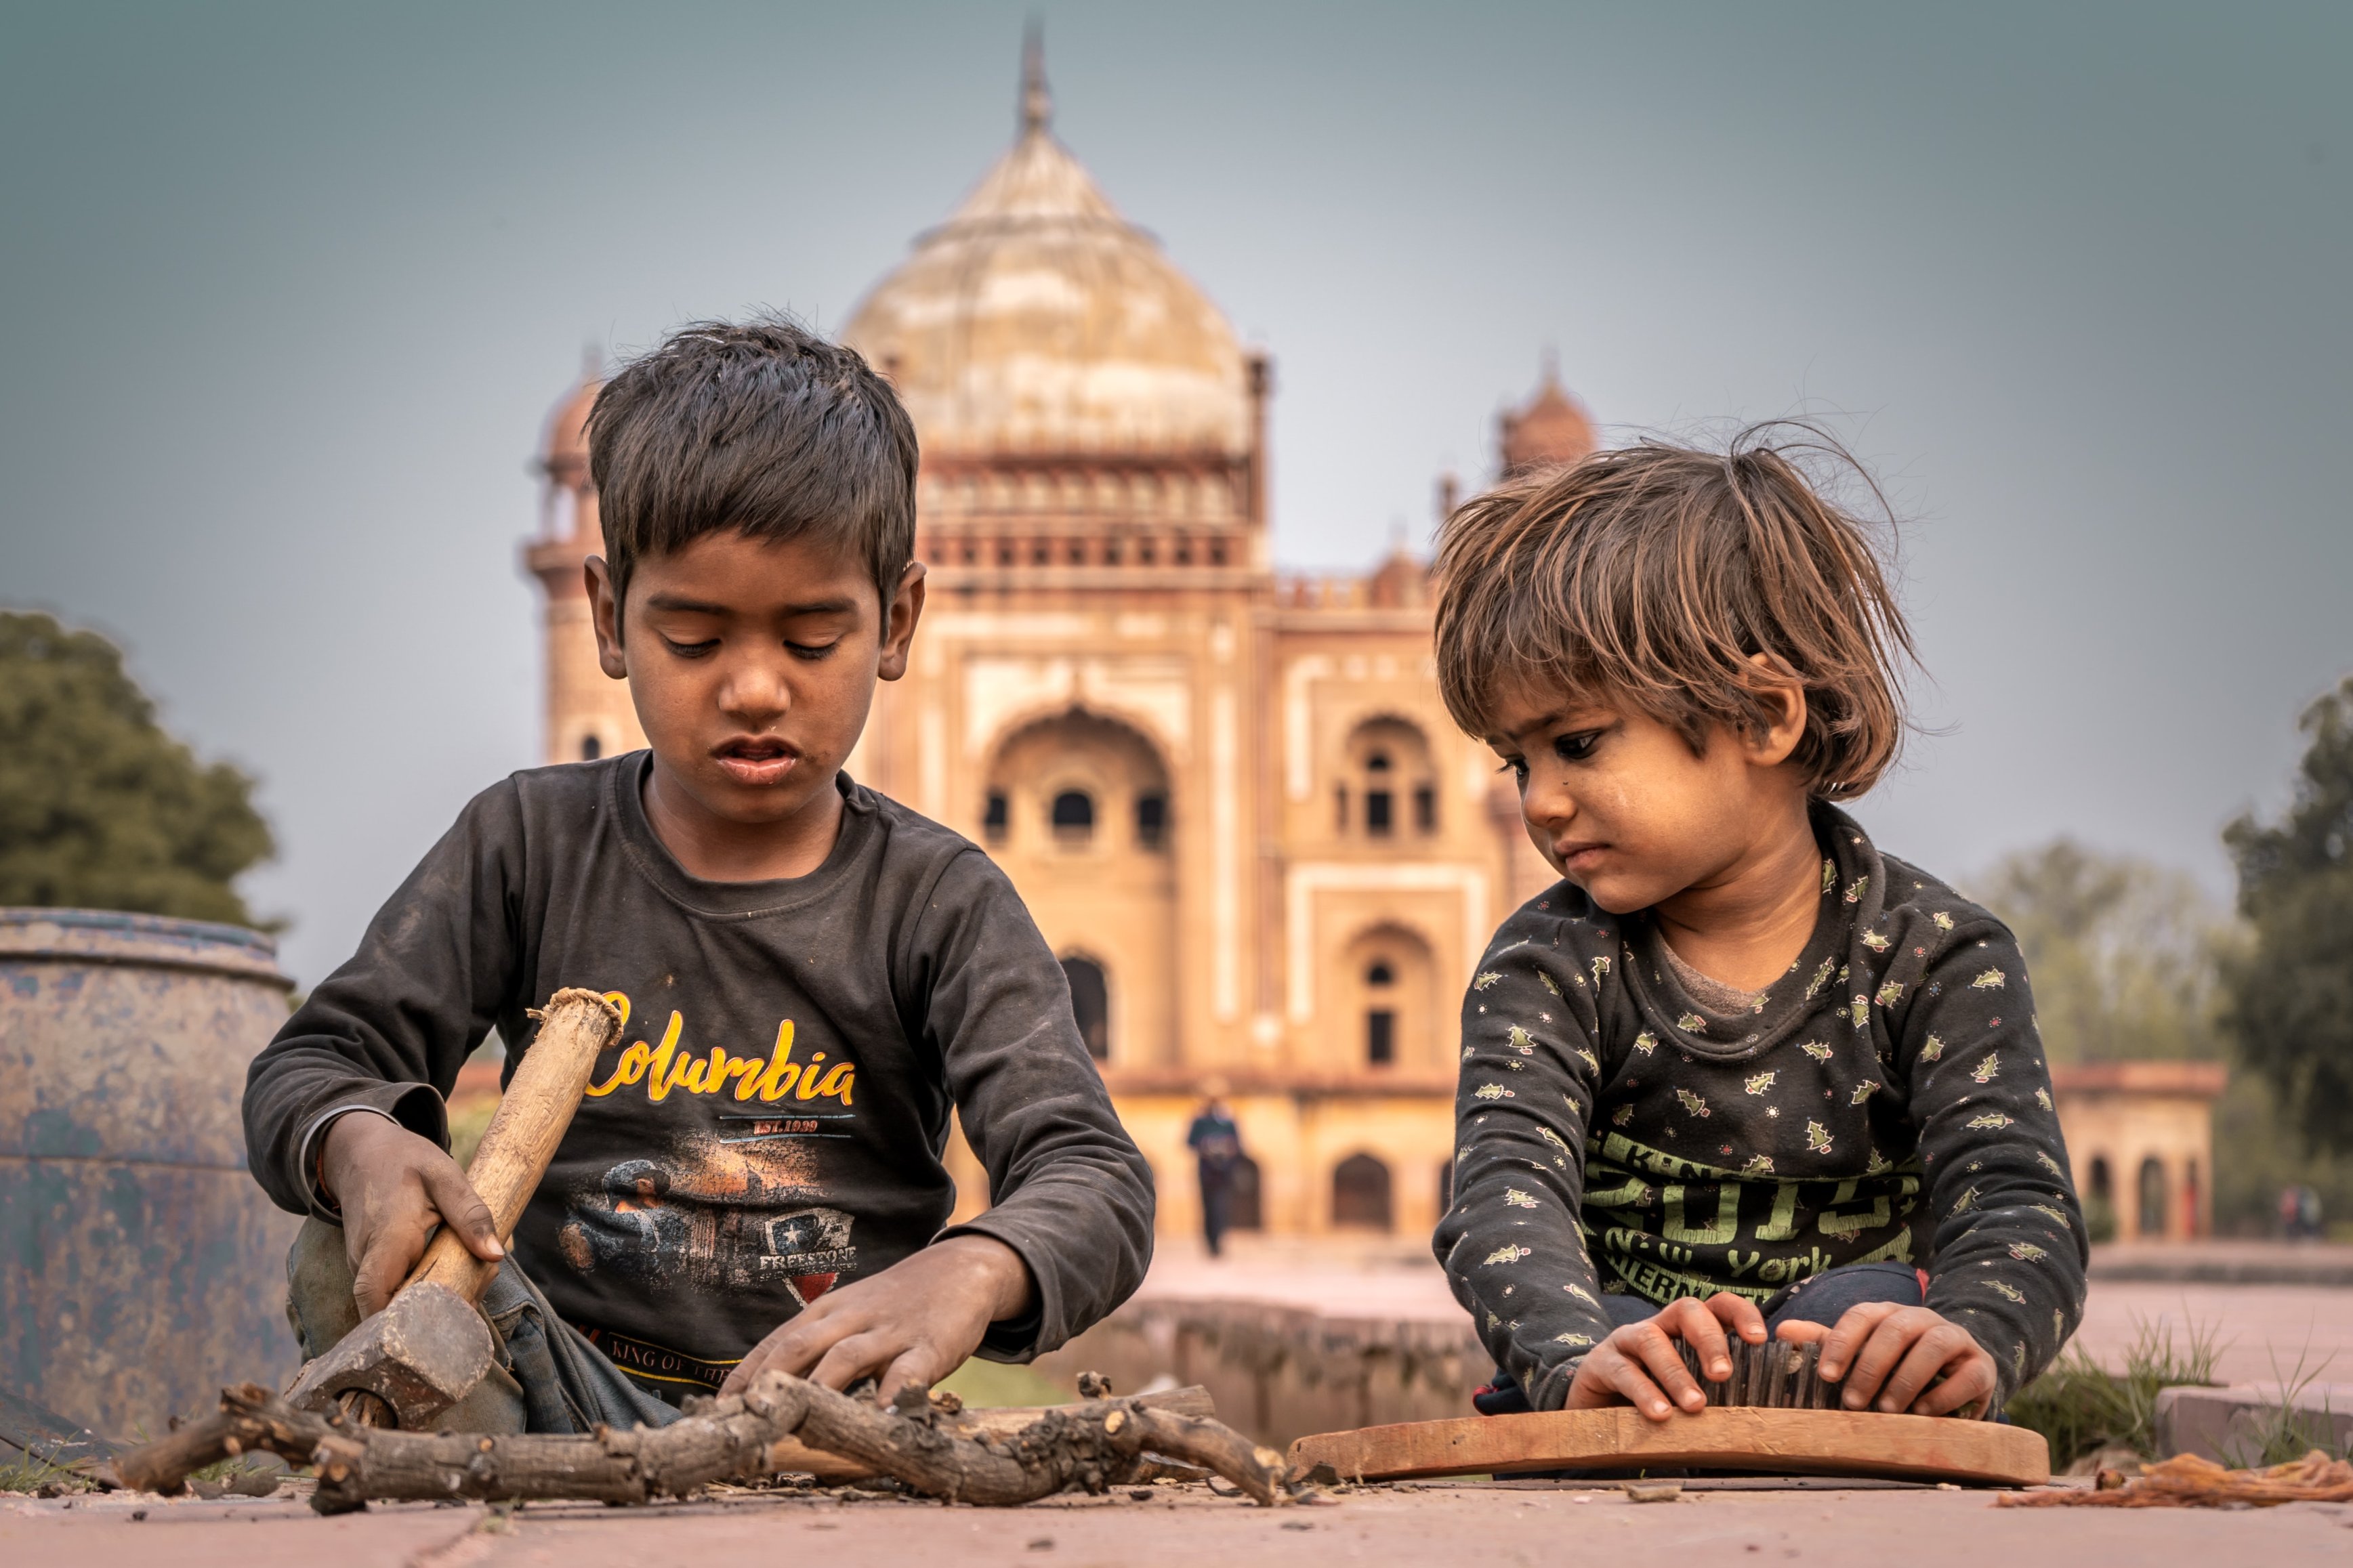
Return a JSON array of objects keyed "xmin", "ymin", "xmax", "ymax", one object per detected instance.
[
  {"xmin": 245, "ymin": 755, "xmax": 1154, "ymax": 1371},
  {"xmin": 1434, "ymin": 805, "xmax": 2086, "ymax": 1412}
]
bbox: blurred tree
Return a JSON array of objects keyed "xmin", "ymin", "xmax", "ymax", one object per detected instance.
[
  {"xmin": 1974, "ymin": 839, "xmax": 2231, "ymax": 1065},
  {"xmin": 0, "ymin": 611, "xmax": 274, "ymax": 926},
  {"xmin": 2222, "ymin": 675, "xmax": 2353, "ymax": 1158}
]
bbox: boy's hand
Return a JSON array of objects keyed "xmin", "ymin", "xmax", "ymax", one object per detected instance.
[
  {"xmin": 720, "ymin": 1235, "xmax": 1034, "ymax": 1403},
  {"xmin": 1776, "ymin": 1303, "xmax": 1997, "ymax": 1417},
  {"xmin": 319, "ymin": 1111, "xmax": 505, "ymax": 1317},
  {"xmin": 1566, "ymin": 1292, "xmax": 1768, "ymax": 1420}
]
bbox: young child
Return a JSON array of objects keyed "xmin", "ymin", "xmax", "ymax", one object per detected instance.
[
  {"xmin": 245, "ymin": 318, "xmax": 1153, "ymax": 1433},
  {"xmin": 1430, "ymin": 431, "xmax": 2085, "ymax": 1423}
]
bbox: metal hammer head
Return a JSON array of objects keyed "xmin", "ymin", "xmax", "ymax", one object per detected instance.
[{"xmin": 285, "ymin": 1280, "xmax": 497, "ymax": 1431}]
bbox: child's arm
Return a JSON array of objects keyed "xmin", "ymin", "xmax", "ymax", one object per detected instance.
[
  {"xmin": 1876, "ymin": 916, "xmax": 2088, "ymax": 1410},
  {"xmin": 243, "ymin": 783, "xmax": 526, "ymax": 1310},
  {"xmin": 722, "ymin": 848, "xmax": 1153, "ymax": 1400},
  {"xmin": 1434, "ymin": 921, "xmax": 1624, "ymax": 1411}
]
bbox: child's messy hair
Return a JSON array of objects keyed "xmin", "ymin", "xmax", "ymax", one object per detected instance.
[
  {"xmin": 1432, "ymin": 425, "xmax": 1916, "ymax": 800},
  {"xmin": 589, "ymin": 314, "xmax": 918, "ymax": 619}
]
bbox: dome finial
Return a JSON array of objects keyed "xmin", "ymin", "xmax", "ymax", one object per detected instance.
[{"xmin": 1019, "ymin": 19, "xmax": 1051, "ymax": 137}]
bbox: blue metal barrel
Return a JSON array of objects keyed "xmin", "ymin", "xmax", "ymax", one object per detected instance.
[{"xmin": 0, "ymin": 908, "xmax": 299, "ymax": 1439}]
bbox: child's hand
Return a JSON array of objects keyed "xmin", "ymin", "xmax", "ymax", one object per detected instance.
[
  {"xmin": 319, "ymin": 1111, "xmax": 505, "ymax": 1317},
  {"xmin": 719, "ymin": 1235, "xmax": 1035, "ymax": 1403},
  {"xmin": 1566, "ymin": 1293, "xmax": 1769, "ymax": 1420},
  {"xmin": 1775, "ymin": 1303, "xmax": 1996, "ymax": 1416}
]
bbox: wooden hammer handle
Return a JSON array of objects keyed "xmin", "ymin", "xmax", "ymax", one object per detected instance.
[{"xmin": 403, "ymin": 987, "xmax": 623, "ymax": 1305}]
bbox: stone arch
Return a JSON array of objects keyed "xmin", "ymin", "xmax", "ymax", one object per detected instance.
[
  {"xmin": 985, "ymin": 711, "xmax": 1174, "ymax": 858},
  {"xmin": 1335, "ymin": 923, "xmax": 1439, "ymax": 1073},
  {"xmin": 1332, "ymin": 1152, "xmax": 1394, "ymax": 1231},
  {"xmin": 983, "ymin": 709, "xmax": 1178, "ymax": 1069},
  {"xmin": 1335, "ymin": 713, "xmax": 1438, "ymax": 839}
]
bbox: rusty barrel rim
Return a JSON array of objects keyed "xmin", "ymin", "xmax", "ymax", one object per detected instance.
[{"xmin": 0, "ymin": 906, "xmax": 291, "ymax": 987}]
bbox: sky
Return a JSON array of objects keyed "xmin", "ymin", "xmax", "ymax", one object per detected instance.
[{"xmin": 2, "ymin": 2, "xmax": 2347, "ymax": 986}]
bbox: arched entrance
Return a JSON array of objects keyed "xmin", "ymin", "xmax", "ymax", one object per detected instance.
[
  {"xmin": 1333, "ymin": 1153, "xmax": 1394, "ymax": 1231},
  {"xmin": 1228, "ymin": 1153, "xmax": 1264, "ymax": 1231},
  {"xmin": 1061, "ymin": 955, "xmax": 1109, "ymax": 1059},
  {"xmin": 2137, "ymin": 1156, "xmax": 2169, "ymax": 1239}
]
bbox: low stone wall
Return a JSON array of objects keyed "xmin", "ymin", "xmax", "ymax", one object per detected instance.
[{"xmin": 1035, "ymin": 1297, "xmax": 1486, "ymax": 1448}]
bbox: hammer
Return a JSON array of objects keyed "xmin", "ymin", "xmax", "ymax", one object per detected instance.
[{"xmin": 285, "ymin": 987, "xmax": 623, "ymax": 1431}]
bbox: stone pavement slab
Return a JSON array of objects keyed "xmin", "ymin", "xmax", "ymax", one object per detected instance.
[{"xmin": 7, "ymin": 1481, "xmax": 2352, "ymax": 1568}]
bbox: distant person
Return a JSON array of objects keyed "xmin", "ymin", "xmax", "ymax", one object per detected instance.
[
  {"xmin": 2282, "ymin": 1185, "xmax": 2323, "ymax": 1242},
  {"xmin": 243, "ymin": 317, "xmax": 1152, "ymax": 1434},
  {"xmin": 1187, "ymin": 1081, "xmax": 1244, "ymax": 1258},
  {"xmin": 1430, "ymin": 429, "xmax": 2087, "ymax": 1425}
]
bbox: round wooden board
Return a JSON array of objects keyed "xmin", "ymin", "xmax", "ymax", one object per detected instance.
[{"xmin": 1288, "ymin": 1406, "xmax": 2051, "ymax": 1487}]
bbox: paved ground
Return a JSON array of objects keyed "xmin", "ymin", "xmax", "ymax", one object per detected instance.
[
  {"xmin": 8, "ymin": 1479, "xmax": 2351, "ymax": 1567},
  {"xmin": 14, "ymin": 1239, "xmax": 2348, "ymax": 1564}
]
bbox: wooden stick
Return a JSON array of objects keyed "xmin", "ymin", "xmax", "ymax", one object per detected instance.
[
  {"xmin": 406, "ymin": 988, "xmax": 623, "ymax": 1302},
  {"xmin": 112, "ymin": 1376, "xmax": 1286, "ymax": 1510},
  {"xmin": 689, "ymin": 1385, "xmax": 1217, "ymax": 1485},
  {"xmin": 1289, "ymin": 1407, "xmax": 2049, "ymax": 1487}
]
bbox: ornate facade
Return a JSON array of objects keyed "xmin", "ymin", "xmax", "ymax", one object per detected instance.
[{"xmin": 523, "ymin": 47, "xmax": 1594, "ymax": 1241}]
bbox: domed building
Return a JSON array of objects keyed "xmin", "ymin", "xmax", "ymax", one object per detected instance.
[
  {"xmin": 523, "ymin": 43, "xmax": 1577, "ymax": 1242},
  {"xmin": 1498, "ymin": 356, "xmax": 1596, "ymax": 478}
]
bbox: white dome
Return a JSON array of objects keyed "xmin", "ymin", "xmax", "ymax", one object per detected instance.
[{"xmin": 841, "ymin": 74, "xmax": 1249, "ymax": 458}]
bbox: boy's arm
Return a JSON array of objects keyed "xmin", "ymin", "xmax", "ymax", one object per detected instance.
[
  {"xmin": 242, "ymin": 782, "xmax": 524, "ymax": 1222},
  {"xmin": 1900, "ymin": 920, "xmax": 2089, "ymax": 1406},
  {"xmin": 1432, "ymin": 927, "xmax": 1616, "ymax": 1411},
  {"xmin": 907, "ymin": 849, "xmax": 1156, "ymax": 1359}
]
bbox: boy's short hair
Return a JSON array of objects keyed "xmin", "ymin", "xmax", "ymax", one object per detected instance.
[
  {"xmin": 1432, "ymin": 425, "xmax": 1915, "ymax": 800},
  {"xmin": 588, "ymin": 315, "xmax": 919, "ymax": 618}
]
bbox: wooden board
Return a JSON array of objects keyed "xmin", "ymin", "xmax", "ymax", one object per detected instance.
[{"xmin": 1289, "ymin": 1407, "xmax": 2049, "ymax": 1488}]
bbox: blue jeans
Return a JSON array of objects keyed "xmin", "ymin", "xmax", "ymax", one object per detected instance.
[{"xmin": 1471, "ymin": 1260, "xmax": 1923, "ymax": 1416}]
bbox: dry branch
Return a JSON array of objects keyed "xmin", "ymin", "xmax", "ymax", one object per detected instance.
[{"xmin": 112, "ymin": 1374, "xmax": 1285, "ymax": 1512}]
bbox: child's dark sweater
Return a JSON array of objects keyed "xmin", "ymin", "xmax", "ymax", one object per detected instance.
[
  {"xmin": 1434, "ymin": 805, "xmax": 2086, "ymax": 1412},
  {"xmin": 245, "ymin": 755, "xmax": 1153, "ymax": 1378}
]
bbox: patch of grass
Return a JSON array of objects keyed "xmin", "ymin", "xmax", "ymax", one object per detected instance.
[
  {"xmin": 2007, "ymin": 1315, "xmax": 2222, "ymax": 1469},
  {"xmin": 2224, "ymin": 1344, "xmax": 2345, "ymax": 1468},
  {"xmin": 935, "ymin": 1357, "xmax": 1075, "ymax": 1409},
  {"xmin": 187, "ymin": 1454, "xmax": 280, "ymax": 1487},
  {"xmin": 0, "ymin": 1451, "xmax": 98, "ymax": 1496}
]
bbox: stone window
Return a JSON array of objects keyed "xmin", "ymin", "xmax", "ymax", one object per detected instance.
[
  {"xmin": 1365, "ymin": 960, "xmax": 1396, "ymax": 1065},
  {"xmin": 1364, "ymin": 752, "xmax": 1394, "ymax": 836},
  {"xmin": 983, "ymin": 790, "xmax": 1009, "ymax": 845},
  {"xmin": 1051, "ymin": 788, "xmax": 1096, "ymax": 845},
  {"xmin": 579, "ymin": 734, "xmax": 602, "ymax": 761},
  {"xmin": 1135, "ymin": 791, "xmax": 1169, "ymax": 851},
  {"xmin": 1341, "ymin": 718, "xmax": 1436, "ymax": 840}
]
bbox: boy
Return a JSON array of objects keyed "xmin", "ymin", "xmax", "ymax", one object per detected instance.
[
  {"xmin": 1430, "ymin": 431, "xmax": 2085, "ymax": 1423},
  {"xmin": 245, "ymin": 318, "xmax": 1153, "ymax": 1433}
]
